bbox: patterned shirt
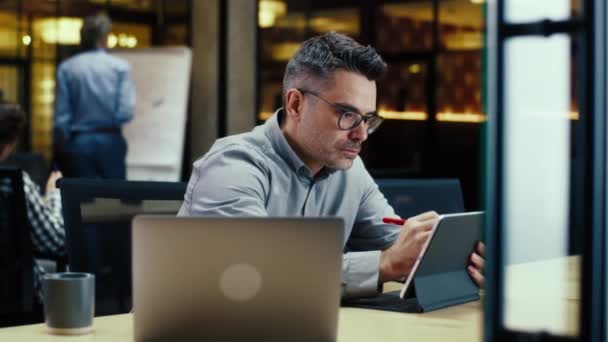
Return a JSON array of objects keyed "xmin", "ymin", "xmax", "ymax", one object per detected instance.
[{"xmin": 22, "ymin": 171, "xmax": 66, "ymax": 302}]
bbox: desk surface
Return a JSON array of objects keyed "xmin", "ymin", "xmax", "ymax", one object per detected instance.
[{"xmin": 0, "ymin": 256, "xmax": 579, "ymax": 341}]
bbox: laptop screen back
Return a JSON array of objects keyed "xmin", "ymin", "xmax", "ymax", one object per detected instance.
[{"xmin": 133, "ymin": 216, "xmax": 344, "ymax": 342}]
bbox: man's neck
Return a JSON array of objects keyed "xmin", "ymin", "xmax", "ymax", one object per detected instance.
[{"xmin": 279, "ymin": 119, "xmax": 323, "ymax": 177}]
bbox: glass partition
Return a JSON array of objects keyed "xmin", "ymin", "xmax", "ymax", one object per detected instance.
[
  {"xmin": 503, "ymin": 33, "xmax": 577, "ymax": 335},
  {"xmin": 484, "ymin": 0, "xmax": 597, "ymax": 339}
]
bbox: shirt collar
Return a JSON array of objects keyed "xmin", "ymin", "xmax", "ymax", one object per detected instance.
[
  {"xmin": 87, "ymin": 48, "xmax": 106, "ymax": 53},
  {"xmin": 264, "ymin": 108, "xmax": 336, "ymax": 180}
]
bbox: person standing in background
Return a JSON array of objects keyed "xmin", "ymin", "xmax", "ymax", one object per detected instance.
[{"xmin": 54, "ymin": 12, "xmax": 135, "ymax": 179}]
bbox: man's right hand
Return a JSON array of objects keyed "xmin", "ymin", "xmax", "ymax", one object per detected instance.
[{"xmin": 379, "ymin": 211, "xmax": 439, "ymax": 283}]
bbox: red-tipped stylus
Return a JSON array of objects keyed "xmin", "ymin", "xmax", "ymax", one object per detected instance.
[{"xmin": 382, "ymin": 217, "xmax": 406, "ymax": 225}]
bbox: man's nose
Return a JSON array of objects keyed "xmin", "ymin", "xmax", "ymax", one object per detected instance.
[{"xmin": 348, "ymin": 121, "xmax": 368, "ymax": 142}]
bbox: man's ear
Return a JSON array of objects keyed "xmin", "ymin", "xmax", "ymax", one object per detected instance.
[{"xmin": 284, "ymin": 88, "xmax": 304, "ymax": 123}]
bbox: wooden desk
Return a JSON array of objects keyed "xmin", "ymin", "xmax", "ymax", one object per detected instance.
[{"xmin": 0, "ymin": 257, "xmax": 579, "ymax": 341}]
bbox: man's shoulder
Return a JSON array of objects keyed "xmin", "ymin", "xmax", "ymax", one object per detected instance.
[
  {"xmin": 59, "ymin": 51, "xmax": 129, "ymax": 72},
  {"xmin": 210, "ymin": 130, "xmax": 271, "ymax": 160},
  {"xmin": 57, "ymin": 55, "xmax": 77, "ymax": 72},
  {"xmin": 194, "ymin": 129, "xmax": 273, "ymax": 171},
  {"xmin": 103, "ymin": 53, "xmax": 130, "ymax": 70},
  {"xmin": 91, "ymin": 51, "xmax": 130, "ymax": 71}
]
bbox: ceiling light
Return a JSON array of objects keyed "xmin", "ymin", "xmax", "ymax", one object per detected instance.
[{"xmin": 258, "ymin": 0, "xmax": 287, "ymax": 28}]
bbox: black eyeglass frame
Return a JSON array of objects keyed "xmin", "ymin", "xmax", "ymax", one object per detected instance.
[{"xmin": 297, "ymin": 88, "xmax": 384, "ymax": 134}]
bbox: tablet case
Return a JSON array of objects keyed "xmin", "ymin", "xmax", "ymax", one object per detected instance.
[{"xmin": 342, "ymin": 212, "xmax": 484, "ymax": 313}]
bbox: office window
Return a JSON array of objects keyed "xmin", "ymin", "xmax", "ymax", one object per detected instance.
[
  {"xmin": 376, "ymin": 2, "xmax": 432, "ymax": 53},
  {"xmin": 367, "ymin": 61, "xmax": 428, "ymax": 171},
  {"xmin": 30, "ymin": 62, "xmax": 55, "ymax": 160},
  {"xmin": 164, "ymin": 0, "xmax": 189, "ymax": 16},
  {"xmin": 107, "ymin": 0, "xmax": 155, "ymax": 12},
  {"xmin": 0, "ymin": 2, "xmax": 29, "ymax": 149},
  {"xmin": 345, "ymin": 2, "xmax": 432, "ymax": 173},
  {"xmin": 29, "ymin": 15, "xmax": 57, "ymax": 160},
  {"xmin": 439, "ymin": 0, "xmax": 483, "ymax": 51},
  {"xmin": 0, "ymin": 66, "xmax": 19, "ymax": 103},
  {"xmin": 0, "ymin": 10, "xmax": 21, "ymax": 58},
  {"xmin": 164, "ymin": 24, "xmax": 188, "ymax": 45},
  {"xmin": 109, "ymin": 22, "xmax": 151, "ymax": 49},
  {"xmin": 437, "ymin": 0, "xmax": 483, "ymax": 122},
  {"xmin": 257, "ymin": 0, "xmax": 359, "ymax": 122}
]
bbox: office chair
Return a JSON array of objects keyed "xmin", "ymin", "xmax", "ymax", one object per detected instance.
[
  {"xmin": 58, "ymin": 178, "xmax": 187, "ymax": 316},
  {"xmin": 0, "ymin": 153, "xmax": 48, "ymax": 191},
  {"xmin": 375, "ymin": 178, "xmax": 465, "ymax": 219},
  {"xmin": 0, "ymin": 167, "xmax": 40, "ymax": 327}
]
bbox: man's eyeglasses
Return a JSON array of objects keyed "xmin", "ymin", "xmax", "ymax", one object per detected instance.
[{"xmin": 298, "ymin": 89, "xmax": 384, "ymax": 135}]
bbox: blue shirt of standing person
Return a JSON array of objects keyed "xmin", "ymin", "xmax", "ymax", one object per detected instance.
[{"xmin": 54, "ymin": 12, "xmax": 135, "ymax": 179}]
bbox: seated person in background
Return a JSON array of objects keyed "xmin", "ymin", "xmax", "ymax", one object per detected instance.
[
  {"xmin": 178, "ymin": 32, "xmax": 485, "ymax": 298},
  {"xmin": 0, "ymin": 101, "xmax": 65, "ymax": 302}
]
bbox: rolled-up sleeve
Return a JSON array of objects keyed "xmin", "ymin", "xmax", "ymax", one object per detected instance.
[
  {"xmin": 342, "ymin": 251, "xmax": 383, "ymax": 298},
  {"xmin": 115, "ymin": 65, "xmax": 135, "ymax": 125},
  {"xmin": 54, "ymin": 66, "xmax": 72, "ymax": 140},
  {"xmin": 22, "ymin": 172, "xmax": 65, "ymax": 256}
]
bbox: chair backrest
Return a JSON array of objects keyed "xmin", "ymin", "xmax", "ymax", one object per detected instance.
[
  {"xmin": 0, "ymin": 153, "xmax": 48, "ymax": 191},
  {"xmin": 58, "ymin": 178, "xmax": 187, "ymax": 316},
  {"xmin": 0, "ymin": 167, "xmax": 34, "ymax": 316},
  {"xmin": 375, "ymin": 178, "xmax": 465, "ymax": 219}
]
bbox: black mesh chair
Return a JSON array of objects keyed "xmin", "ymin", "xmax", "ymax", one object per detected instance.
[
  {"xmin": 0, "ymin": 167, "xmax": 41, "ymax": 327},
  {"xmin": 58, "ymin": 178, "xmax": 187, "ymax": 316},
  {"xmin": 375, "ymin": 178, "xmax": 465, "ymax": 219}
]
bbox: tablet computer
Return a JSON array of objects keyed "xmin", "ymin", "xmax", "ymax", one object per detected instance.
[{"xmin": 399, "ymin": 211, "xmax": 484, "ymax": 299}]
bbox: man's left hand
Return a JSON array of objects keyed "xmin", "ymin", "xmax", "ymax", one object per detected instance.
[{"xmin": 467, "ymin": 241, "xmax": 485, "ymax": 288}]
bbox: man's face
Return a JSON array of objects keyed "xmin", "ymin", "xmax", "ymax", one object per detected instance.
[{"xmin": 297, "ymin": 70, "xmax": 377, "ymax": 171}]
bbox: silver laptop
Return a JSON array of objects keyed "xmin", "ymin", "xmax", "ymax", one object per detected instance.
[{"xmin": 132, "ymin": 216, "xmax": 344, "ymax": 342}]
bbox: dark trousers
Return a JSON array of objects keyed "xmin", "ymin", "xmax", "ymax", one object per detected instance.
[{"xmin": 64, "ymin": 132, "xmax": 127, "ymax": 179}]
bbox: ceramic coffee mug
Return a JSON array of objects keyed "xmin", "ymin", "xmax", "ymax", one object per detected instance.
[{"xmin": 43, "ymin": 272, "xmax": 95, "ymax": 335}]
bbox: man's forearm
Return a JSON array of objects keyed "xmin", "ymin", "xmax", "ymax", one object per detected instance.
[{"xmin": 341, "ymin": 251, "xmax": 382, "ymax": 299}]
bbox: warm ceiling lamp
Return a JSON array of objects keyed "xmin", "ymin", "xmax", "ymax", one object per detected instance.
[
  {"xmin": 107, "ymin": 33, "xmax": 118, "ymax": 48},
  {"xmin": 259, "ymin": 0, "xmax": 287, "ymax": 28},
  {"xmin": 36, "ymin": 18, "xmax": 83, "ymax": 45},
  {"xmin": 22, "ymin": 35, "xmax": 31, "ymax": 46},
  {"xmin": 470, "ymin": 0, "xmax": 486, "ymax": 4}
]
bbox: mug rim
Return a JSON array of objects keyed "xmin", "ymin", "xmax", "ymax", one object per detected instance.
[{"xmin": 43, "ymin": 272, "xmax": 95, "ymax": 281}]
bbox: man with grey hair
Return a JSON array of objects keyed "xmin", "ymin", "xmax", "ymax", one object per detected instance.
[
  {"xmin": 54, "ymin": 13, "xmax": 135, "ymax": 179},
  {"xmin": 179, "ymin": 32, "xmax": 485, "ymax": 298}
]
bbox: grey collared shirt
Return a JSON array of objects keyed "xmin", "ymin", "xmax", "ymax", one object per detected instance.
[{"xmin": 178, "ymin": 109, "xmax": 400, "ymax": 298}]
